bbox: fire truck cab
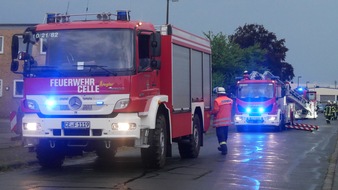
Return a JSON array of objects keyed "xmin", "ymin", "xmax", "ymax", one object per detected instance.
[{"xmin": 10, "ymin": 11, "xmax": 212, "ymax": 168}]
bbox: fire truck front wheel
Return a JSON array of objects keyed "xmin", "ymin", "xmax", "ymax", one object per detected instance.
[
  {"xmin": 236, "ymin": 126, "xmax": 245, "ymax": 132},
  {"xmin": 178, "ymin": 115, "xmax": 201, "ymax": 159},
  {"xmin": 276, "ymin": 114, "xmax": 286, "ymax": 132},
  {"xmin": 141, "ymin": 113, "xmax": 167, "ymax": 169},
  {"xmin": 36, "ymin": 140, "xmax": 65, "ymax": 168},
  {"xmin": 95, "ymin": 141, "xmax": 118, "ymax": 160}
]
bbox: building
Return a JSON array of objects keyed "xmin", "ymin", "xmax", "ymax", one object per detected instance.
[
  {"xmin": 0, "ymin": 24, "xmax": 35, "ymax": 118},
  {"xmin": 291, "ymin": 82, "xmax": 338, "ymax": 103},
  {"xmin": 310, "ymin": 87, "xmax": 338, "ymax": 103}
]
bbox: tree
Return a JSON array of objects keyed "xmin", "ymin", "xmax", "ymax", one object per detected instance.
[
  {"xmin": 204, "ymin": 31, "xmax": 266, "ymax": 93},
  {"xmin": 229, "ymin": 24, "xmax": 294, "ymax": 81}
]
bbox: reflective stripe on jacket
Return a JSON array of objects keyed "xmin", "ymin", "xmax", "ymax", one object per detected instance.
[
  {"xmin": 325, "ymin": 105, "xmax": 335, "ymax": 116},
  {"xmin": 211, "ymin": 96, "xmax": 233, "ymax": 127}
]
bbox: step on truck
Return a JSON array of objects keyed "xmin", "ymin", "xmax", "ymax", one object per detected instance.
[{"xmin": 10, "ymin": 11, "xmax": 212, "ymax": 168}]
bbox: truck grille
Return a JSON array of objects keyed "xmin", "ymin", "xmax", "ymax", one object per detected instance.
[{"xmin": 52, "ymin": 129, "xmax": 102, "ymax": 136}]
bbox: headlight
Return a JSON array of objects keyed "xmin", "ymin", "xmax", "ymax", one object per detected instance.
[
  {"xmin": 23, "ymin": 122, "xmax": 41, "ymax": 131},
  {"xmin": 268, "ymin": 116, "xmax": 277, "ymax": 121},
  {"xmin": 114, "ymin": 98, "xmax": 130, "ymax": 110},
  {"xmin": 235, "ymin": 116, "xmax": 243, "ymax": 121},
  {"xmin": 45, "ymin": 98, "xmax": 57, "ymax": 110},
  {"xmin": 112, "ymin": 123, "xmax": 136, "ymax": 131}
]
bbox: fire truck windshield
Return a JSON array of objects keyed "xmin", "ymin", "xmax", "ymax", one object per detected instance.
[
  {"xmin": 28, "ymin": 29, "xmax": 134, "ymax": 77},
  {"xmin": 237, "ymin": 83, "xmax": 274, "ymax": 101}
]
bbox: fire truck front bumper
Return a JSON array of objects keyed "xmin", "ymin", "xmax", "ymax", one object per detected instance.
[
  {"xmin": 21, "ymin": 113, "xmax": 151, "ymax": 147},
  {"xmin": 234, "ymin": 114, "xmax": 280, "ymax": 126}
]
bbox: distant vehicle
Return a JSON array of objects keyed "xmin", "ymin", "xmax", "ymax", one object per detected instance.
[{"xmin": 317, "ymin": 103, "xmax": 324, "ymax": 113}]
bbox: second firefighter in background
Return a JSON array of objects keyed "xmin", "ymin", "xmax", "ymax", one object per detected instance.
[
  {"xmin": 211, "ymin": 87, "xmax": 233, "ymax": 155},
  {"xmin": 324, "ymin": 100, "xmax": 336, "ymax": 124}
]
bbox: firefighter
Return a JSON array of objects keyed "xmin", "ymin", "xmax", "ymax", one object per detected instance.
[
  {"xmin": 333, "ymin": 101, "xmax": 338, "ymax": 120},
  {"xmin": 324, "ymin": 100, "xmax": 334, "ymax": 124},
  {"xmin": 243, "ymin": 70, "xmax": 250, "ymax": 80},
  {"xmin": 211, "ymin": 87, "xmax": 233, "ymax": 155}
]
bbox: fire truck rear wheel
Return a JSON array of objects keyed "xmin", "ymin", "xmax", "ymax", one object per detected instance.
[
  {"xmin": 178, "ymin": 115, "xmax": 201, "ymax": 159},
  {"xmin": 141, "ymin": 113, "xmax": 167, "ymax": 169},
  {"xmin": 36, "ymin": 140, "xmax": 65, "ymax": 168}
]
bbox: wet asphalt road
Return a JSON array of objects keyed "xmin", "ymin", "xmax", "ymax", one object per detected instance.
[{"xmin": 0, "ymin": 113, "xmax": 337, "ymax": 190}]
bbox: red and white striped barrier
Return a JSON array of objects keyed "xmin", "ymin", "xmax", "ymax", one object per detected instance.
[
  {"xmin": 286, "ymin": 125, "xmax": 313, "ymax": 132},
  {"xmin": 286, "ymin": 123, "xmax": 319, "ymax": 132},
  {"xmin": 293, "ymin": 123, "xmax": 319, "ymax": 130},
  {"xmin": 10, "ymin": 111, "xmax": 17, "ymax": 132}
]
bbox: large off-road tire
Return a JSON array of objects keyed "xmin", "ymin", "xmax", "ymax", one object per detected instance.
[
  {"xmin": 236, "ymin": 125, "xmax": 244, "ymax": 132},
  {"xmin": 141, "ymin": 113, "xmax": 167, "ymax": 169},
  {"xmin": 36, "ymin": 140, "xmax": 65, "ymax": 168},
  {"xmin": 178, "ymin": 115, "xmax": 201, "ymax": 159},
  {"xmin": 275, "ymin": 114, "xmax": 285, "ymax": 132},
  {"xmin": 96, "ymin": 141, "xmax": 118, "ymax": 160}
]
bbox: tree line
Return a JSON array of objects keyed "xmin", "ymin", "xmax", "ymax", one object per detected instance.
[{"xmin": 205, "ymin": 24, "xmax": 295, "ymax": 94}]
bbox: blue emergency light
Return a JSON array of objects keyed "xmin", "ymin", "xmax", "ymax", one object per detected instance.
[
  {"xmin": 258, "ymin": 107, "xmax": 265, "ymax": 114},
  {"xmin": 46, "ymin": 13, "xmax": 59, "ymax": 23},
  {"xmin": 245, "ymin": 107, "xmax": 252, "ymax": 114},
  {"xmin": 117, "ymin": 10, "xmax": 130, "ymax": 21},
  {"xmin": 296, "ymin": 87, "xmax": 304, "ymax": 92},
  {"xmin": 245, "ymin": 106, "xmax": 265, "ymax": 114}
]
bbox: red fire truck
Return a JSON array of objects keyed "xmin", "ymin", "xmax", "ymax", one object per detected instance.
[
  {"xmin": 10, "ymin": 11, "xmax": 212, "ymax": 168},
  {"xmin": 234, "ymin": 71, "xmax": 290, "ymax": 132}
]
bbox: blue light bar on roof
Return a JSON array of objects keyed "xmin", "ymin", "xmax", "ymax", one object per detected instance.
[
  {"xmin": 117, "ymin": 10, "xmax": 130, "ymax": 21},
  {"xmin": 46, "ymin": 13, "xmax": 60, "ymax": 23}
]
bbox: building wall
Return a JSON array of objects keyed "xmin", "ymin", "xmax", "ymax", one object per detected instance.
[
  {"xmin": 310, "ymin": 87, "xmax": 338, "ymax": 103},
  {"xmin": 0, "ymin": 25, "xmax": 34, "ymax": 118}
]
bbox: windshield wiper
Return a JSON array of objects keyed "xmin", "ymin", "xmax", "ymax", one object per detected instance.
[{"xmin": 74, "ymin": 65, "xmax": 118, "ymax": 76}]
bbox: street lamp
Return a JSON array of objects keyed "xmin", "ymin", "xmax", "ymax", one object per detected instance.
[
  {"xmin": 166, "ymin": 0, "xmax": 179, "ymax": 24},
  {"xmin": 297, "ymin": 76, "xmax": 302, "ymax": 87}
]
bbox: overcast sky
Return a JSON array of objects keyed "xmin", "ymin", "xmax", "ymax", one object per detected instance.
[{"xmin": 1, "ymin": 0, "xmax": 337, "ymax": 86}]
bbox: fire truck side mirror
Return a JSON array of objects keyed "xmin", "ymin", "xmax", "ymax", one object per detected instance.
[
  {"xmin": 151, "ymin": 32, "xmax": 161, "ymax": 57},
  {"xmin": 22, "ymin": 26, "xmax": 37, "ymax": 45},
  {"xmin": 11, "ymin": 35, "xmax": 20, "ymax": 60},
  {"xmin": 11, "ymin": 60, "xmax": 19, "ymax": 72}
]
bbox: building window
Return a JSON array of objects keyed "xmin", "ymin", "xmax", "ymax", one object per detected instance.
[
  {"xmin": 0, "ymin": 36, "xmax": 4, "ymax": 54},
  {"xmin": 13, "ymin": 80, "xmax": 24, "ymax": 98},
  {"xmin": 0, "ymin": 79, "xmax": 3, "ymax": 97}
]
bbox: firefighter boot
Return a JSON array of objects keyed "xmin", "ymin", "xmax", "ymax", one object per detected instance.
[
  {"xmin": 326, "ymin": 119, "xmax": 331, "ymax": 124},
  {"xmin": 217, "ymin": 144, "xmax": 227, "ymax": 155}
]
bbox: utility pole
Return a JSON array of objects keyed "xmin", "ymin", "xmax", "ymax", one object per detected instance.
[
  {"xmin": 166, "ymin": 0, "xmax": 179, "ymax": 25},
  {"xmin": 297, "ymin": 76, "xmax": 302, "ymax": 87}
]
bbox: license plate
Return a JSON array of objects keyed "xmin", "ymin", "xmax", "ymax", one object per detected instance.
[
  {"xmin": 248, "ymin": 117, "xmax": 262, "ymax": 121},
  {"xmin": 62, "ymin": 121, "xmax": 90, "ymax": 129}
]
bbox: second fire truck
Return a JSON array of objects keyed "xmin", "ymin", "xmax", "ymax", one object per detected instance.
[
  {"xmin": 234, "ymin": 71, "xmax": 291, "ymax": 132},
  {"xmin": 234, "ymin": 71, "xmax": 317, "ymax": 132}
]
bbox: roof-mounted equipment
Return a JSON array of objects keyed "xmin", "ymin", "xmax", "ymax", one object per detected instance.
[{"xmin": 117, "ymin": 10, "xmax": 130, "ymax": 21}]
